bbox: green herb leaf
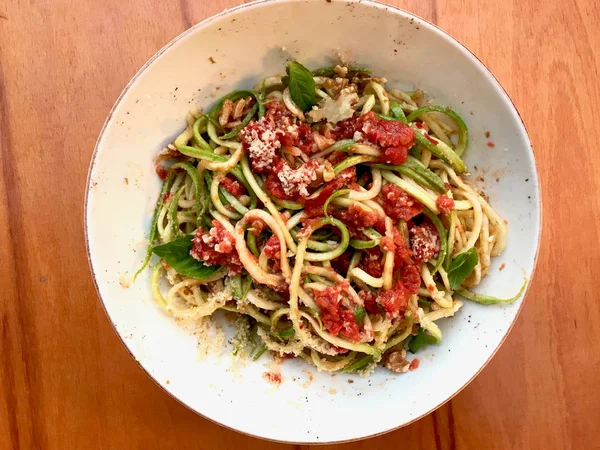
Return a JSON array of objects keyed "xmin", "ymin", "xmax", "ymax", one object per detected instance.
[
  {"xmin": 448, "ymin": 247, "xmax": 479, "ymax": 289},
  {"xmin": 408, "ymin": 326, "xmax": 438, "ymax": 354},
  {"xmin": 354, "ymin": 305, "xmax": 366, "ymax": 325},
  {"xmin": 286, "ymin": 61, "xmax": 316, "ymax": 112},
  {"xmin": 152, "ymin": 235, "xmax": 221, "ymax": 280}
]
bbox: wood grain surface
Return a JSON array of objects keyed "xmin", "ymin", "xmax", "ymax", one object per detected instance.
[{"xmin": 1, "ymin": 0, "xmax": 599, "ymax": 448}]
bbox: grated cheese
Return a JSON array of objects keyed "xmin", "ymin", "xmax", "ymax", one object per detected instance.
[
  {"xmin": 245, "ymin": 124, "xmax": 281, "ymax": 171},
  {"xmin": 277, "ymin": 161, "xmax": 323, "ymax": 197},
  {"xmin": 307, "ymin": 91, "xmax": 359, "ymax": 124}
]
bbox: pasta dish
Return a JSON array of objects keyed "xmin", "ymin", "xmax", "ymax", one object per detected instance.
[{"xmin": 137, "ymin": 61, "xmax": 524, "ymax": 375}]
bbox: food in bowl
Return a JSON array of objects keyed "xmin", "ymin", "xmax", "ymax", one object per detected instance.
[{"xmin": 137, "ymin": 60, "xmax": 526, "ymax": 376}]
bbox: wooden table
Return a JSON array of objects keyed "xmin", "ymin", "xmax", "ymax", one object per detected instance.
[{"xmin": 1, "ymin": 0, "xmax": 598, "ymax": 448}]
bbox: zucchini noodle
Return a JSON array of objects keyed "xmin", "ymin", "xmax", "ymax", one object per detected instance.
[{"xmin": 139, "ymin": 61, "xmax": 522, "ymax": 376}]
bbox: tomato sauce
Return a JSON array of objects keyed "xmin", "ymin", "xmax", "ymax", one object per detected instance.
[
  {"xmin": 263, "ymin": 371, "xmax": 282, "ymax": 385},
  {"xmin": 378, "ymin": 281, "xmax": 410, "ymax": 318},
  {"xmin": 156, "ymin": 164, "xmax": 169, "ymax": 180},
  {"xmin": 409, "ymin": 358, "xmax": 420, "ymax": 371},
  {"xmin": 331, "ymin": 250, "xmax": 353, "ymax": 275},
  {"xmin": 332, "ymin": 203, "xmax": 379, "ymax": 233},
  {"xmin": 391, "ymin": 228, "xmax": 413, "ymax": 267},
  {"xmin": 303, "ymin": 167, "xmax": 357, "ymax": 216},
  {"xmin": 359, "ymin": 247, "xmax": 384, "ymax": 278}
]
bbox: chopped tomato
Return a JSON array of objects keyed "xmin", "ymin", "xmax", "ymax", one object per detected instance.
[
  {"xmin": 331, "ymin": 115, "xmax": 359, "ymax": 140},
  {"xmin": 262, "ymin": 235, "xmax": 280, "ymax": 258},
  {"xmin": 391, "ymin": 227, "xmax": 413, "ymax": 267},
  {"xmin": 379, "ymin": 184, "xmax": 423, "ymax": 221},
  {"xmin": 359, "ymin": 289, "xmax": 379, "ymax": 315},
  {"xmin": 331, "ymin": 250, "xmax": 353, "ymax": 275},
  {"xmin": 378, "ymin": 281, "xmax": 410, "ymax": 318},
  {"xmin": 359, "ymin": 247, "xmax": 384, "ymax": 278},
  {"xmin": 401, "ymin": 264, "xmax": 421, "ymax": 295},
  {"xmin": 304, "ymin": 167, "xmax": 357, "ymax": 216},
  {"xmin": 436, "ymin": 195, "xmax": 455, "ymax": 214},
  {"xmin": 409, "ymin": 358, "xmax": 420, "ymax": 371},
  {"xmin": 409, "ymin": 221, "xmax": 439, "ymax": 263},
  {"xmin": 190, "ymin": 220, "xmax": 241, "ymax": 273},
  {"xmin": 312, "ymin": 282, "xmax": 361, "ymax": 342},
  {"xmin": 332, "ymin": 203, "xmax": 379, "ymax": 233},
  {"xmin": 156, "ymin": 164, "xmax": 168, "ymax": 180},
  {"xmin": 358, "ymin": 111, "xmax": 414, "ymax": 149},
  {"xmin": 379, "ymin": 146, "xmax": 409, "ymax": 165},
  {"xmin": 220, "ymin": 176, "xmax": 247, "ymax": 196}
]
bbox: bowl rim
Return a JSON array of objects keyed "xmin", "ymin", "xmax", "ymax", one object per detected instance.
[{"xmin": 84, "ymin": 0, "xmax": 542, "ymax": 444}]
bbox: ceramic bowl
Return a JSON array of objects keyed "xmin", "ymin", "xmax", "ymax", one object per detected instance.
[{"xmin": 85, "ymin": 0, "xmax": 541, "ymax": 443}]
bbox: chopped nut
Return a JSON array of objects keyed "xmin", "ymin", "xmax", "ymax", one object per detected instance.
[
  {"xmin": 385, "ymin": 349, "xmax": 410, "ymax": 373},
  {"xmin": 223, "ymin": 119, "xmax": 242, "ymax": 129},
  {"xmin": 233, "ymin": 97, "xmax": 247, "ymax": 119},
  {"xmin": 323, "ymin": 77, "xmax": 349, "ymax": 98},
  {"xmin": 334, "ymin": 65, "xmax": 348, "ymax": 77},
  {"xmin": 313, "ymin": 132, "xmax": 336, "ymax": 151},
  {"xmin": 219, "ymin": 99, "xmax": 234, "ymax": 126}
]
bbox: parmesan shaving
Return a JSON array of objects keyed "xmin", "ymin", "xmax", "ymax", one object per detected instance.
[{"xmin": 307, "ymin": 91, "xmax": 359, "ymax": 124}]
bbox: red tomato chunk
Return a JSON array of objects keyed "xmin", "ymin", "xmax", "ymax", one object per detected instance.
[
  {"xmin": 409, "ymin": 222, "xmax": 440, "ymax": 263},
  {"xmin": 312, "ymin": 282, "xmax": 361, "ymax": 342},
  {"xmin": 436, "ymin": 194, "xmax": 455, "ymax": 214},
  {"xmin": 262, "ymin": 235, "xmax": 281, "ymax": 258},
  {"xmin": 359, "ymin": 111, "xmax": 414, "ymax": 149},
  {"xmin": 220, "ymin": 176, "xmax": 246, "ymax": 196},
  {"xmin": 190, "ymin": 220, "xmax": 241, "ymax": 273},
  {"xmin": 379, "ymin": 184, "xmax": 423, "ymax": 221}
]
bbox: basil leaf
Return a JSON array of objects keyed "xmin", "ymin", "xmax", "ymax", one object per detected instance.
[
  {"xmin": 448, "ymin": 247, "xmax": 479, "ymax": 289},
  {"xmin": 354, "ymin": 305, "xmax": 366, "ymax": 325},
  {"xmin": 286, "ymin": 61, "xmax": 316, "ymax": 112},
  {"xmin": 152, "ymin": 235, "xmax": 221, "ymax": 280},
  {"xmin": 408, "ymin": 326, "xmax": 438, "ymax": 354}
]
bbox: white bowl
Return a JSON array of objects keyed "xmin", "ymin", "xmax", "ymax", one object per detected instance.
[{"xmin": 85, "ymin": 0, "xmax": 541, "ymax": 443}]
